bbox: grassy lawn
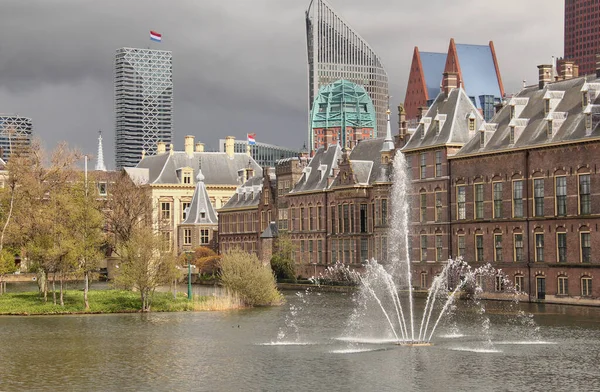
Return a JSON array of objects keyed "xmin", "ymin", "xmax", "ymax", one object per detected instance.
[{"xmin": 0, "ymin": 289, "xmax": 242, "ymax": 315}]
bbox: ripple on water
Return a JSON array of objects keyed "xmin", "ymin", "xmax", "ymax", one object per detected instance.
[
  {"xmin": 447, "ymin": 347, "xmax": 502, "ymax": 353},
  {"xmin": 334, "ymin": 337, "xmax": 399, "ymax": 345},
  {"xmin": 259, "ymin": 341, "xmax": 316, "ymax": 346},
  {"xmin": 493, "ymin": 341, "xmax": 557, "ymax": 345},
  {"xmin": 437, "ymin": 334, "xmax": 466, "ymax": 339},
  {"xmin": 329, "ymin": 347, "xmax": 387, "ymax": 354}
]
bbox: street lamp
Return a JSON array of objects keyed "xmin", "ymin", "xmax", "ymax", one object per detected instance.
[{"xmin": 187, "ymin": 262, "xmax": 192, "ymax": 301}]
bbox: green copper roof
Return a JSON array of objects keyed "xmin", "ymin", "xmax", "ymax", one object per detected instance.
[{"xmin": 311, "ymin": 80, "xmax": 377, "ymax": 146}]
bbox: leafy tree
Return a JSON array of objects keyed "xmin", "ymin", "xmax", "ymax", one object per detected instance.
[
  {"xmin": 270, "ymin": 235, "xmax": 296, "ymax": 282},
  {"xmin": 115, "ymin": 226, "xmax": 179, "ymax": 312},
  {"xmin": 0, "ymin": 248, "xmax": 17, "ymax": 295},
  {"xmin": 219, "ymin": 249, "xmax": 282, "ymax": 306},
  {"xmin": 183, "ymin": 246, "xmax": 221, "ymax": 276}
]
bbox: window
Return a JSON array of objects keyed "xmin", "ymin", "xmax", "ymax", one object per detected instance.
[
  {"xmin": 318, "ymin": 205, "xmax": 324, "ymax": 231},
  {"xmin": 476, "ymin": 274, "xmax": 484, "ymax": 290},
  {"xmin": 331, "ymin": 240, "xmax": 337, "ymax": 263},
  {"xmin": 420, "ymin": 235, "xmax": 428, "ymax": 261},
  {"xmin": 583, "ymin": 91, "xmax": 589, "ymax": 107},
  {"xmin": 581, "ymin": 277, "xmax": 592, "ymax": 296},
  {"xmin": 494, "ymin": 234, "xmax": 503, "ymax": 262},
  {"xmin": 160, "ymin": 232, "xmax": 172, "ymax": 252},
  {"xmin": 493, "ymin": 182, "xmax": 503, "ymax": 218},
  {"xmin": 436, "ymin": 235, "xmax": 443, "ymax": 262},
  {"xmin": 97, "ymin": 182, "xmax": 107, "ymax": 196},
  {"xmin": 300, "ymin": 207, "xmax": 306, "ymax": 231},
  {"xmin": 557, "ymin": 232, "xmax": 567, "ymax": 263},
  {"xmin": 475, "ymin": 234, "xmax": 484, "ymax": 262},
  {"xmin": 555, "ymin": 176, "xmax": 567, "ymax": 216},
  {"xmin": 338, "ymin": 205, "xmax": 343, "ymax": 232},
  {"xmin": 468, "ymin": 117, "xmax": 476, "ymax": 131},
  {"xmin": 308, "ymin": 240, "xmax": 314, "ymax": 263},
  {"xmin": 474, "ymin": 183, "xmax": 484, "ymax": 219},
  {"xmin": 510, "ymin": 105, "xmax": 515, "ymax": 119},
  {"xmin": 514, "ymin": 234, "xmax": 524, "ymax": 262},
  {"xmin": 581, "ymin": 232, "xmax": 591, "ymax": 263},
  {"xmin": 514, "ymin": 275, "xmax": 524, "ymax": 292},
  {"xmin": 181, "ymin": 202, "xmax": 191, "ymax": 221},
  {"xmin": 585, "ymin": 113, "xmax": 592, "ymax": 130},
  {"xmin": 309, "ymin": 206, "xmax": 315, "ymax": 231},
  {"xmin": 420, "ymin": 272, "xmax": 428, "ymax": 289},
  {"xmin": 360, "ymin": 238, "xmax": 368, "ymax": 262},
  {"xmin": 457, "ymin": 186, "xmax": 466, "ymax": 220},
  {"xmin": 318, "ymin": 240, "xmax": 323, "ymax": 263},
  {"xmin": 420, "ymin": 153, "xmax": 427, "ymax": 179},
  {"xmin": 579, "ymin": 174, "xmax": 591, "ymax": 215},
  {"xmin": 435, "ymin": 151, "xmax": 442, "ymax": 177},
  {"xmin": 183, "ymin": 172, "xmax": 192, "ymax": 184},
  {"xmin": 533, "ymin": 178, "xmax": 544, "ymax": 217},
  {"xmin": 495, "ymin": 275, "xmax": 504, "ymax": 292},
  {"xmin": 420, "ymin": 192, "xmax": 427, "ymax": 222},
  {"xmin": 183, "ymin": 229, "xmax": 192, "ymax": 245},
  {"xmin": 535, "ymin": 233, "xmax": 544, "ymax": 262},
  {"xmin": 544, "ymin": 99, "xmax": 550, "ymax": 115},
  {"xmin": 509, "ymin": 126, "xmax": 515, "ymax": 144},
  {"xmin": 264, "ymin": 189, "xmax": 269, "ymax": 205},
  {"xmin": 435, "ymin": 192, "xmax": 443, "ymax": 223},
  {"xmin": 160, "ymin": 202, "xmax": 171, "ymax": 220},
  {"xmin": 513, "ymin": 180, "xmax": 523, "ymax": 218},
  {"xmin": 381, "ymin": 199, "xmax": 388, "ymax": 226},
  {"xmin": 479, "ymin": 131, "xmax": 485, "ymax": 148},
  {"xmin": 558, "ymin": 276, "xmax": 568, "ymax": 295},
  {"xmin": 330, "ymin": 206, "xmax": 336, "ymax": 234},
  {"xmin": 343, "ymin": 204, "xmax": 349, "ymax": 232},
  {"xmin": 360, "ymin": 204, "xmax": 368, "ymax": 233},
  {"xmin": 458, "ymin": 235, "xmax": 465, "ymax": 259}
]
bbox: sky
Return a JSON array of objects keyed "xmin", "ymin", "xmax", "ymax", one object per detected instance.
[{"xmin": 0, "ymin": 0, "xmax": 563, "ymax": 169}]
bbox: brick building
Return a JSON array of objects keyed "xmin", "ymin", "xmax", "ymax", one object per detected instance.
[
  {"xmin": 404, "ymin": 39, "xmax": 504, "ymax": 122},
  {"xmin": 564, "ymin": 0, "xmax": 600, "ymax": 76}
]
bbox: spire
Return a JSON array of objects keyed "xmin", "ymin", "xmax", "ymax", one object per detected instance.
[
  {"xmin": 381, "ymin": 108, "xmax": 394, "ymax": 151},
  {"xmin": 95, "ymin": 130, "xmax": 106, "ymax": 171}
]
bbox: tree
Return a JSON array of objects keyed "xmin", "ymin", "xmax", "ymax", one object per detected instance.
[
  {"xmin": 0, "ymin": 248, "xmax": 17, "ymax": 295},
  {"xmin": 270, "ymin": 235, "xmax": 296, "ymax": 282},
  {"xmin": 115, "ymin": 226, "xmax": 179, "ymax": 312},
  {"xmin": 183, "ymin": 246, "xmax": 221, "ymax": 276},
  {"xmin": 219, "ymin": 249, "xmax": 282, "ymax": 307}
]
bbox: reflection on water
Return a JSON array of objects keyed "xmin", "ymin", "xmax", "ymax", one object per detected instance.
[{"xmin": 1, "ymin": 291, "xmax": 600, "ymax": 391}]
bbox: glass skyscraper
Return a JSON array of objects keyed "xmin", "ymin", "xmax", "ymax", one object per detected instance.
[
  {"xmin": 115, "ymin": 47, "xmax": 173, "ymax": 169},
  {"xmin": 305, "ymin": 0, "xmax": 388, "ymax": 150},
  {"xmin": 0, "ymin": 115, "xmax": 33, "ymax": 162}
]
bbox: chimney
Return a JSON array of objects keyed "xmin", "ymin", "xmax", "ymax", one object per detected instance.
[
  {"xmin": 157, "ymin": 142, "xmax": 166, "ymax": 155},
  {"xmin": 225, "ymin": 136, "xmax": 235, "ymax": 159},
  {"xmin": 538, "ymin": 64, "xmax": 552, "ymax": 89},
  {"xmin": 184, "ymin": 135, "xmax": 194, "ymax": 157},
  {"xmin": 141, "ymin": 149, "xmax": 146, "ymax": 160},
  {"xmin": 169, "ymin": 143, "xmax": 174, "ymax": 156},
  {"xmin": 573, "ymin": 64, "xmax": 579, "ymax": 78},
  {"xmin": 442, "ymin": 71, "xmax": 458, "ymax": 96},
  {"xmin": 195, "ymin": 142, "xmax": 204, "ymax": 152},
  {"xmin": 417, "ymin": 106, "xmax": 429, "ymax": 122},
  {"xmin": 560, "ymin": 60, "xmax": 575, "ymax": 80},
  {"xmin": 398, "ymin": 104, "xmax": 407, "ymax": 141}
]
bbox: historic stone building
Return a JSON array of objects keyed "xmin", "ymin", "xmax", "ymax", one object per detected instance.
[{"xmin": 124, "ymin": 135, "xmax": 261, "ymax": 252}]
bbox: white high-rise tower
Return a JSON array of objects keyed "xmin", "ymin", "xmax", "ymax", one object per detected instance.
[
  {"xmin": 95, "ymin": 130, "xmax": 107, "ymax": 172},
  {"xmin": 114, "ymin": 47, "xmax": 173, "ymax": 169}
]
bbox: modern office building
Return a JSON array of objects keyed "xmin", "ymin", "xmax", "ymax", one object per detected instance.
[
  {"xmin": 305, "ymin": 0, "xmax": 388, "ymax": 149},
  {"xmin": 218, "ymin": 139, "xmax": 299, "ymax": 168},
  {"xmin": 310, "ymin": 79, "xmax": 377, "ymax": 150},
  {"xmin": 403, "ymin": 39, "xmax": 504, "ymax": 122},
  {"xmin": 115, "ymin": 47, "xmax": 173, "ymax": 169},
  {"xmin": 564, "ymin": 0, "xmax": 600, "ymax": 76},
  {"xmin": 0, "ymin": 115, "xmax": 33, "ymax": 162}
]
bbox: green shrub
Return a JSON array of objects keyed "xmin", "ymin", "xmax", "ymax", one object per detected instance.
[{"xmin": 219, "ymin": 249, "xmax": 282, "ymax": 306}]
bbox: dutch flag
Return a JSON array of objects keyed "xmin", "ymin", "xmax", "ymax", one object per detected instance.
[
  {"xmin": 150, "ymin": 31, "xmax": 162, "ymax": 42},
  {"xmin": 247, "ymin": 133, "xmax": 256, "ymax": 145}
]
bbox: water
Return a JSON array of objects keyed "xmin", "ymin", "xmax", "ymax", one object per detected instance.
[{"xmin": 1, "ymin": 291, "xmax": 600, "ymax": 391}]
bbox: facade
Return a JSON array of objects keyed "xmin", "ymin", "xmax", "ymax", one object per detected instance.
[
  {"xmin": 218, "ymin": 139, "xmax": 298, "ymax": 167},
  {"xmin": 0, "ymin": 115, "xmax": 33, "ymax": 162},
  {"xmin": 124, "ymin": 135, "xmax": 261, "ymax": 253},
  {"xmin": 564, "ymin": 0, "xmax": 600, "ymax": 76},
  {"xmin": 310, "ymin": 80, "xmax": 377, "ymax": 151},
  {"xmin": 115, "ymin": 47, "xmax": 173, "ymax": 169},
  {"xmin": 404, "ymin": 39, "xmax": 504, "ymax": 122},
  {"xmin": 306, "ymin": 0, "xmax": 388, "ymax": 147},
  {"xmin": 177, "ymin": 169, "xmax": 219, "ymax": 253}
]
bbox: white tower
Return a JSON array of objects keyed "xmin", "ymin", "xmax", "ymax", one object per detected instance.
[{"xmin": 95, "ymin": 130, "xmax": 107, "ymax": 172}]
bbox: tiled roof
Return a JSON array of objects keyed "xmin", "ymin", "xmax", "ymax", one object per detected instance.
[
  {"xmin": 291, "ymin": 144, "xmax": 342, "ymax": 193},
  {"xmin": 348, "ymin": 138, "xmax": 389, "ymax": 183},
  {"xmin": 219, "ymin": 175, "xmax": 263, "ymax": 210},
  {"xmin": 455, "ymin": 76, "xmax": 600, "ymax": 157},
  {"xmin": 181, "ymin": 170, "xmax": 218, "ymax": 225}
]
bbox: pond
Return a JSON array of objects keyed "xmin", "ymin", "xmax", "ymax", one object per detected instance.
[{"xmin": 1, "ymin": 290, "xmax": 599, "ymax": 391}]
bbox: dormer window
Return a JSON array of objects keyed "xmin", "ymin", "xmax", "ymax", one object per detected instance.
[
  {"xmin": 264, "ymin": 189, "xmax": 269, "ymax": 205},
  {"xmin": 583, "ymin": 91, "xmax": 589, "ymax": 108},
  {"xmin": 468, "ymin": 117, "xmax": 475, "ymax": 131},
  {"xmin": 509, "ymin": 126, "xmax": 515, "ymax": 145},
  {"xmin": 97, "ymin": 182, "xmax": 107, "ymax": 196},
  {"xmin": 546, "ymin": 120, "xmax": 553, "ymax": 138},
  {"xmin": 435, "ymin": 119, "xmax": 440, "ymax": 134},
  {"xmin": 585, "ymin": 113, "xmax": 592, "ymax": 131},
  {"xmin": 479, "ymin": 131, "xmax": 485, "ymax": 149},
  {"xmin": 544, "ymin": 99, "xmax": 550, "ymax": 115},
  {"xmin": 510, "ymin": 105, "xmax": 515, "ymax": 119}
]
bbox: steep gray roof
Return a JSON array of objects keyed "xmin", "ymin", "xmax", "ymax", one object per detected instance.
[
  {"xmin": 132, "ymin": 151, "xmax": 262, "ymax": 186},
  {"xmin": 402, "ymin": 87, "xmax": 484, "ymax": 151},
  {"xmin": 181, "ymin": 170, "xmax": 218, "ymax": 225},
  {"xmin": 291, "ymin": 144, "xmax": 342, "ymax": 193},
  {"xmin": 219, "ymin": 175, "xmax": 263, "ymax": 210},
  {"xmin": 348, "ymin": 138, "xmax": 389, "ymax": 184},
  {"xmin": 455, "ymin": 76, "xmax": 600, "ymax": 157},
  {"xmin": 260, "ymin": 222, "xmax": 278, "ymax": 239}
]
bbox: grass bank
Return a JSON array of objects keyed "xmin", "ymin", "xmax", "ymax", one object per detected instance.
[{"xmin": 0, "ymin": 289, "xmax": 245, "ymax": 315}]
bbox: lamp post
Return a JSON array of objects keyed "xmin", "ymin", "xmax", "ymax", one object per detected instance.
[{"xmin": 187, "ymin": 263, "xmax": 192, "ymax": 301}]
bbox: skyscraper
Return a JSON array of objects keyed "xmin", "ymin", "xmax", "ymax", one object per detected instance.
[
  {"xmin": 0, "ymin": 114, "xmax": 33, "ymax": 162},
  {"xmin": 564, "ymin": 0, "xmax": 600, "ymax": 76},
  {"xmin": 115, "ymin": 47, "xmax": 173, "ymax": 169},
  {"xmin": 305, "ymin": 0, "xmax": 388, "ymax": 150}
]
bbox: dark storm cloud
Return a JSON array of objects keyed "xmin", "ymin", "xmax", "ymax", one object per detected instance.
[{"xmin": 0, "ymin": 0, "xmax": 562, "ymax": 169}]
